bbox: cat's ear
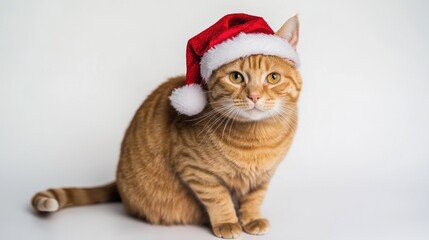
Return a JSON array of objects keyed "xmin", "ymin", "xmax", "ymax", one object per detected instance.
[{"xmin": 276, "ymin": 15, "xmax": 299, "ymax": 50}]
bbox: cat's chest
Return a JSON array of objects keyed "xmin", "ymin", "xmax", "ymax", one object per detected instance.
[
  {"xmin": 216, "ymin": 126, "xmax": 292, "ymax": 170},
  {"xmin": 224, "ymin": 165, "xmax": 272, "ymax": 197},
  {"xmin": 222, "ymin": 139, "xmax": 289, "ymax": 171},
  {"xmin": 219, "ymin": 142, "xmax": 289, "ymax": 195}
]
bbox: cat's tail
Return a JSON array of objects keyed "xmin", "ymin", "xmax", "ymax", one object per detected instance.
[{"xmin": 31, "ymin": 182, "xmax": 120, "ymax": 213}]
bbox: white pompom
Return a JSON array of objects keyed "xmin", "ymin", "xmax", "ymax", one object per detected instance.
[{"xmin": 169, "ymin": 84, "xmax": 207, "ymax": 116}]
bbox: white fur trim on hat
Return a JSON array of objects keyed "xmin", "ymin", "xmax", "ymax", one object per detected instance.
[
  {"xmin": 200, "ymin": 33, "xmax": 300, "ymax": 82},
  {"xmin": 169, "ymin": 83, "xmax": 207, "ymax": 116}
]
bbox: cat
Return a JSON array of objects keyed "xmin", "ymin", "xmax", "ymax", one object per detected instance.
[{"xmin": 31, "ymin": 14, "xmax": 302, "ymax": 239}]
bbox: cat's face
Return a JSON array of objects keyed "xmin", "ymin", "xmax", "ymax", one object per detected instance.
[{"xmin": 207, "ymin": 55, "xmax": 302, "ymax": 122}]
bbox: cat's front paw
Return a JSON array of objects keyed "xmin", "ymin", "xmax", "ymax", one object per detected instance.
[
  {"xmin": 242, "ymin": 218, "xmax": 270, "ymax": 235},
  {"xmin": 212, "ymin": 222, "xmax": 242, "ymax": 239}
]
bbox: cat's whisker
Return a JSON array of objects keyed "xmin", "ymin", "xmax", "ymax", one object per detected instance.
[
  {"xmin": 278, "ymin": 108, "xmax": 298, "ymax": 120},
  {"xmin": 209, "ymin": 98, "xmax": 233, "ymax": 103},
  {"xmin": 278, "ymin": 116, "xmax": 296, "ymax": 130},
  {"xmin": 221, "ymin": 108, "xmax": 239, "ymax": 140},
  {"xmin": 279, "ymin": 104, "xmax": 298, "ymax": 110},
  {"xmin": 191, "ymin": 105, "xmax": 231, "ymax": 125},
  {"xmin": 198, "ymin": 112, "xmax": 223, "ymax": 139},
  {"xmin": 274, "ymin": 109, "xmax": 298, "ymax": 135},
  {"xmin": 269, "ymin": 111, "xmax": 283, "ymax": 125},
  {"xmin": 201, "ymin": 103, "xmax": 240, "ymax": 143},
  {"xmin": 192, "ymin": 112, "xmax": 221, "ymax": 126},
  {"xmin": 199, "ymin": 117, "xmax": 222, "ymax": 143},
  {"xmin": 198, "ymin": 106, "xmax": 235, "ymax": 142},
  {"xmin": 277, "ymin": 113, "xmax": 297, "ymax": 123},
  {"xmin": 276, "ymin": 108, "xmax": 298, "ymax": 120},
  {"xmin": 210, "ymin": 108, "xmax": 235, "ymax": 141},
  {"xmin": 281, "ymin": 101, "xmax": 299, "ymax": 106},
  {"xmin": 191, "ymin": 108, "xmax": 223, "ymax": 124},
  {"xmin": 189, "ymin": 110, "xmax": 218, "ymax": 123},
  {"xmin": 190, "ymin": 101, "xmax": 235, "ymax": 122},
  {"xmin": 228, "ymin": 109, "xmax": 242, "ymax": 140},
  {"xmin": 188, "ymin": 99, "xmax": 233, "ymax": 120},
  {"xmin": 269, "ymin": 112, "xmax": 288, "ymax": 134}
]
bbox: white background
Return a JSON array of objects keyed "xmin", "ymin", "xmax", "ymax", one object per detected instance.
[{"xmin": 1, "ymin": 0, "xmax": 428, "ymax": 239}]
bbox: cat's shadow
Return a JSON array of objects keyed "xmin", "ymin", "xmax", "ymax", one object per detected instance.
[
  {"xmin": 27, "ymin": 202, "xmax": 129, "ymax": 219},
  {"xmin": 27, "ymin": 205, "xmax": 51, "ymax": 219},
  {"xmin": 27, "ymin": 203, "xmax": 212, "ymax": 234}
]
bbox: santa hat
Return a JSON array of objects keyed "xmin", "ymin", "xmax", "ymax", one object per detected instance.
[{"xmin": 169, "ymin": 13, "xmax": 300, "ymax": 116}]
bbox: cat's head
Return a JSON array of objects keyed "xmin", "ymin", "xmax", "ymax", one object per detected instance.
[
  {"xmin": 206, "ymin": 54, "xmax": 301, "ymax": 122},
  {"xmin": 170, "ymin": 14, "xmax": 301, "ymax": 120},
  {"xmin": 205, "ymin": 15, "xmax": 301, "ymax": 122}
]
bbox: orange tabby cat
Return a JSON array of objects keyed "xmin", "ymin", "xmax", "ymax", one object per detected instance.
[{"xmin": 31, "ymin": 14, "xmax": 302, "ymax": 238}]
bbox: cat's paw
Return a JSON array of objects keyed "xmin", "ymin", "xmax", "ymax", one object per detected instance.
[
  {"xmin": 212, "ymin": 222, "xmax": 242, "ymax": 239},
  {"xmin": 35, "ymin": 197, "xmax": 59, "ymax": 212},
  {"xmin": 243, "ymin": 218, "xmax": 270, "ymax": 235}
]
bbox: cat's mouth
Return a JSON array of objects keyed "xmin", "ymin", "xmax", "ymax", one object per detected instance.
[
  {"xmin": 249, "ymin": 107, "xmax": 264, "ymax": 112},
  {"xmin": 213, "ymin": 100, "xmax": 275, "ymax": 122},
  {"xmin": 234, "ymin": 106, "xmax": 271, "ymax": 121},
  {"xmin": 234, "ymin": 100, "xmax": 281, "ymax": 121},
  {"xmin": 247, "ymin": 102, "xmax": 267, "ymax": 112}
]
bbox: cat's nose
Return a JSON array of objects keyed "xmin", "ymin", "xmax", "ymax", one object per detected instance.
[{"xmin": 248, "ymin": 94, "xmax": 261, "ymax": 103}]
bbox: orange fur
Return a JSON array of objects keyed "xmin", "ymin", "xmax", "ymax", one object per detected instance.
[{"xmin": 31, "ymin": 55, "xmax": 302, "ymax": 238}]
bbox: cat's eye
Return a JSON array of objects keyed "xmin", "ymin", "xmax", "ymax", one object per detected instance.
[
  {"xmin": 229, "ymin": 72, "xmax": 244, "ymax": 83},
  {"xmin": 267, "ymin": 73, "xmax": 281, "ymax": 84}
]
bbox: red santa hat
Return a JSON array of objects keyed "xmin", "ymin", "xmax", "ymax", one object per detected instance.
[{"xmin": 169, "ymin": 13, "xmax": 300, "ymax": 116}]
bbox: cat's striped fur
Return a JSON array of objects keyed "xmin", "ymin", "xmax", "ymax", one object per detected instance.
[{"xmin": 32, "ymin": 54, "xmax": 301, "ymax": 238}]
